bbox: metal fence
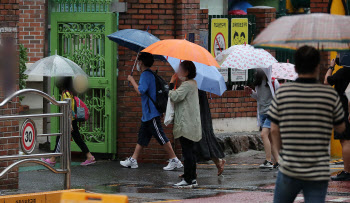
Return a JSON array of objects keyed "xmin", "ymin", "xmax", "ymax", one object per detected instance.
[{"xmin": 0, "ymin": 89, "xmax": 72, "ymax": 189}]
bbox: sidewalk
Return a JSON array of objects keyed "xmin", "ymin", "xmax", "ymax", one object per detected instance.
[{"xmin": 2, "ymin": 150, "xmax": 349, "ymax": 203}]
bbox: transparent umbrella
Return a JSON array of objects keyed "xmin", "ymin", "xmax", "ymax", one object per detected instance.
[{"xmin": 24, "ymin": 55, "xmax": 88, "ymax": 77}]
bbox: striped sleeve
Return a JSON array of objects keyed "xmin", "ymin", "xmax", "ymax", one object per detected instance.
[
  {"xmin": 268, "ymin": 93, "xmax": 280, "ymax": 124},
  {"xmin": 333, "ymin": 95, "xmax": 344, "ymax": 125}
]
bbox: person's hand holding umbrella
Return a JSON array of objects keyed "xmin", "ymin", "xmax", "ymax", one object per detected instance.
[{"xmin": 127, "ymin": 75, "xmax": 140, "ymax": 94}]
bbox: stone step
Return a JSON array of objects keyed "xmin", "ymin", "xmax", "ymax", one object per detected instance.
[{"xmin": 216, "ymin": 132, "xmax": 264, "ymax": 155}]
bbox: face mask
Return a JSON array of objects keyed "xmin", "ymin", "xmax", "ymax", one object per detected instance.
[
  {"xmin": 335, "ymin": 58, "xmax": 340, "ymax": 66},
  {"xmin": 136, "ymin": 61, "xmax": 141, "ymax": 72},
  {"xmin": 178, "ymin": 76, "xmax": 186, "ymax": 81}
]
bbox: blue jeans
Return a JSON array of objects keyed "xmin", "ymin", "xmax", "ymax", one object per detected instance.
[
  {"xmin": 259, "ymin": 114, "xmax": 271, "ymax": 128},
  {"xmin": 274, "ymin": 171, "xmax": 328, "ymax": 203}
]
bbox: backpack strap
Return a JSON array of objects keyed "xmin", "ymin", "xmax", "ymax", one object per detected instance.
[
  {"xmin": 271, "ymin": 77, "xmax": 276, "ymax": 93},
  {"xmin": 143, "ymin": 69, "xmax": 158, "ymax": 112}
]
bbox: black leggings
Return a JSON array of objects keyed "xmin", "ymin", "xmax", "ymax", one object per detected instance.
[
  {"xmin": 180, "ymin": 137, "xmax": 197, "ymax": 184},
  {"xmin": 54, "ymin": 120, "xmax": 90, "ymax": 154}
]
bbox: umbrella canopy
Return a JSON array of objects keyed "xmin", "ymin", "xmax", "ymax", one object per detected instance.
[
  {"xmin": 107, "ymin": 29, "xmax": 165, "ymax": 61},
  {"xmin": 252, "ymin": 13, "xmax": 350, "ymax": 51},
  {"xmin": 24, "ymin": 55, "xmax": 88, "ymax": 77},
  {"xmin": 272, "ymin": 63, "xmax": 298, "ymax": 80},
  {"xmin": 142, "ymin": 39, "xmax": 225, "ymax": 96},
  {"xmin": 216, "ymin": 44, "xmax": 277, "ymax": 70},
  {"xmin": 142, "ymin": 39, "xmax": 220, "ymax": 67},
  {"xmin": 167, "ymin": 57, "xmax": 226, "ymax": 96}
]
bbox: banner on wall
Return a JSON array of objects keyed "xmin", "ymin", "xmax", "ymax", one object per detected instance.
[
  {"xmin": 218, "ymin": 67, "xmax": 228, "ymax": 82},
  {"xmin": 231, "ymin": 18, "xmax": 248, "ymax": 46},
  {"xmin": 231, "ymin": 68, "xmax": 248, "ymax": 82},
  {"xmin": 211, "ymin": 18, "xmax": 229, "ymax": 57},
  {"xmin": 231, "ymin": 18, "xmax": 249, "ymax": 82}
]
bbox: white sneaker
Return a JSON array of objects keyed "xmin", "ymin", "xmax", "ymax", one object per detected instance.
[
  {"xmin": 173, "ymin": 180, "xmax": 193, "ymax": 188},
  {"xmin": 191, "ymin": 179, "xmax": 198, "ymax": 187},
  {"xmin": 259, "ymin": 160, "xmax": 273, "ymax": 169},
  {"xmin": 120, "ymin": 157, "xmax": 138, "ymax": 169},
  {"xmin": 163, "ymin": 159, "xmax": 183, "ymax": 171}
]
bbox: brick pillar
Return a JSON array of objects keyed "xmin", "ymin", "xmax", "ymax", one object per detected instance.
[
  {"xmin": 247, "ymin": 6, "xmax": 276, "ymax": 57},
  {"xmin": 0, "ymin": 0, "xmax": 20, "ymax": 190},
  {"xmin": 19, "ymin": 0, "xmax": 46, "ymax": 63},
  {"xmin": 310, "ymin": 0, "xmax": 329, "ymax": 13},
  {"xmin": 117, "ymin": 0, "xmax": 208, "ymax": 163},
  {"xmin": 310, "ymin": 0, "xmax": 330, "ymax": 80}
]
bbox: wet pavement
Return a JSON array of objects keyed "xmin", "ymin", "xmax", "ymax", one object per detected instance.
[{"xmin": 2, "ymin": 150, "xmax": 350, "ymax": 202}]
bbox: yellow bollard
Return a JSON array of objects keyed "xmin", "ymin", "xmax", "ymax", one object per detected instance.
[{"xmin": 329, "ymin": 0, "xmax": 346, "ymax": 158}]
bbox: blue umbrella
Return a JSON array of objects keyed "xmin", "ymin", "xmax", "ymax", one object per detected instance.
[
  {"xmin": 167, "ymin": 56, "xmax": 226, "ymax": 96},
  {"xmin": 107, "ymin": 29, "xmax": 165, "ymax": 61}
]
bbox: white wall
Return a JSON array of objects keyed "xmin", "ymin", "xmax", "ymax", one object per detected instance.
[
  {"xmin": 200, "ymin": 0, "xmax": 228, "ymax": 15},
  {"xmin": 21, "ymin": 63, "xmax": 44, "ymax": 109},
  {"xmin": 213, "ymin": 117, "xmax": 259, "ymax": 133}
]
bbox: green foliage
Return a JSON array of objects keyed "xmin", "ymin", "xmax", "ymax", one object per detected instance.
[
  {"xmin": 19, "ymin": 44, "xmax": 28, "ymax": 90},
  {"xmin": 19, "ymin": 44, "xmax": 29, "ymax": 101}
]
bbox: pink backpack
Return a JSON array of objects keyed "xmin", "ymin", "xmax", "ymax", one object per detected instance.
[{"xmin": 74, "ymin": 96, "xmax": 89, "ymax": 122}]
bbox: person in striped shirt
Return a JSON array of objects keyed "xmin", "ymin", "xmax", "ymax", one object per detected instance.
[{"xmin": 268, "ymin": 46, "xmax": 345, "ymax": 203}]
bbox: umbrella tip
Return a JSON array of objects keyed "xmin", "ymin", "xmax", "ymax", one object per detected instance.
[
  {"xmin": 287, "ymin": 59, "xmax": 289, "ymax": 63},
  {"xmin": 244, "ymin": 42, "xmax": 246, "ymax": 46}
]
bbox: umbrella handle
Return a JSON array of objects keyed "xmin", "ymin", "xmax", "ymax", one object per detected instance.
[{"xmin": 128, "ymin": 71, "xmax": 134, "ymax": 87}]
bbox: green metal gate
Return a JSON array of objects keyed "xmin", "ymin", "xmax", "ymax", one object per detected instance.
[{"xmin": 50, "ymin": 0, "xmax": 117, "ymax": 154}]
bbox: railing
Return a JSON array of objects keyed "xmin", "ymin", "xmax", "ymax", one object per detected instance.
[{"xmin": 0, "ymin": 89, "xmax": 72, "ymax": 189}]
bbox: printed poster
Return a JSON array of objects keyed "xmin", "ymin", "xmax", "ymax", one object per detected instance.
[
  {"xmin": 211, "ymin": 18, "xmax": 229, "ymax": 57},
  {"xmin": 231, "ymin": 18, "xmax": 248, "ymax": 46},
  {"xmin": 218, "ymin": 67, "xmax": 228, "ymax": 82},
  {"xmin": 231, "ymin": 18, "xmax": 249, "ymax": 81}
]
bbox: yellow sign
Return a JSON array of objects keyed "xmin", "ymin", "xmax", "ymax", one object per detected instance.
[
  {"xmin": 211, "ymin": 18, "xmax": 229, "ymax": 57},
  {"xmin": 231, "ymin": 18, "xmax": 248, "ymax": 46}
]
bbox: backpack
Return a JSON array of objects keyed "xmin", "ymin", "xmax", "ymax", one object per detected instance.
[
  {"xmin": 73, "ymin": 96, "xmax": 89, "ymax": 122},
  {"xmin": 64, "ymin": 91, "xmax": 89, "ymax": 122},
  {"xmin": 144, "ymin": 69, "xmax": 169, "ymax": 114}
]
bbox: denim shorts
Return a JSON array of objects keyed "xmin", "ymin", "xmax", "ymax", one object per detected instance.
[{"xmin": 259, "ymin": 114, "xmax": 271, "ymax": 129}]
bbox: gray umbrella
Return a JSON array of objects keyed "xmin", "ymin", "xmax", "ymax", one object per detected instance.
[{"xmin": 24, "ymin": 55, "xmax": 88, "ymax": 77}]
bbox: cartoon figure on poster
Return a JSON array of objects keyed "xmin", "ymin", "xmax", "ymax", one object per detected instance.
[{"xmin": 231, "ymin": 18, "xmax": 248, "ymax": 45}]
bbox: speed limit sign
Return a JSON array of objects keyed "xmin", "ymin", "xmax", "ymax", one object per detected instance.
[{"xmin": 20, "ymin": 119, "xmax": 37, "ymax": 154}]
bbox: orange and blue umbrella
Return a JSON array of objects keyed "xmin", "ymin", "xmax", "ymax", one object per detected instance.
[{"xmin": 142, "ymin": 39, "xmax": 226, "ymax": 96}]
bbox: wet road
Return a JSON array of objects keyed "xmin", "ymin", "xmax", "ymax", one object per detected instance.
[{"xmin": 3, "ymin": 150, "xmax": 350, "ymax": 202}]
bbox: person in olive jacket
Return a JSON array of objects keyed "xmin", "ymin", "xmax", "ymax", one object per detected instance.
[{"xmin": 169, "ymin": 60, "xmax": 202, "ymax": 188}]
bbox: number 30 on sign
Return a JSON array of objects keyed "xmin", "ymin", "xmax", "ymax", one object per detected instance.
[{"xmin": 20, "ymin": 119, "xmax": 37, "ymax": 154}]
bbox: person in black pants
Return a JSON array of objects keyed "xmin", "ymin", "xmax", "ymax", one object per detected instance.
[
  {"xmin": 169, "ymin": 61, "xmax": 202, "ymax": 188},
  {"xmin": 42, "ymin": 77, "xmax": 95, "ymax": 166}
]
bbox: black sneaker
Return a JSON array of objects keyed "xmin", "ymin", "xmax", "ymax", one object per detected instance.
[
  {"xmin": 259, "ymin": 160, "xmax": 273, "ymax": 169},
  {"xmin": 331, "ymin": 171, "xmax": 350, "ymax": 181},
  {"xmin": 273, "ymin": 162, "xmax": 280, "ymax": 169}
]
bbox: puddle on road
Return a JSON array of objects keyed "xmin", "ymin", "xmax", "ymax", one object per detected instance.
[{"xmin": 87, "ymin": 184, "xmax": 171, "ymax": 194}]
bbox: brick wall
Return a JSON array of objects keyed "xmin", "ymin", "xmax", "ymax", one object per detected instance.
[
  {"xmin": 209, "ymin": 91, "xmax": 257, "ymax": 119},
  {"xmin": 117, "ymin": 0, "xmax": 208, "ymax": 163},
  {"xmin": 0, "ymin": 0, "xmax": 20, "ymax": 190},
  {"xmin": 18, "ymin": 0, "xmax": 46, "ymax": 63},
  {"xmin": 247, "ymin": 6, "xmax": 276, "ymax": 57}
]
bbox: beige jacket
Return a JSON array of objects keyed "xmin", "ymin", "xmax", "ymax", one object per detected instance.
[{"xmin": 169, "ymin": 80, "xmax": 202, "ymax": 142}]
